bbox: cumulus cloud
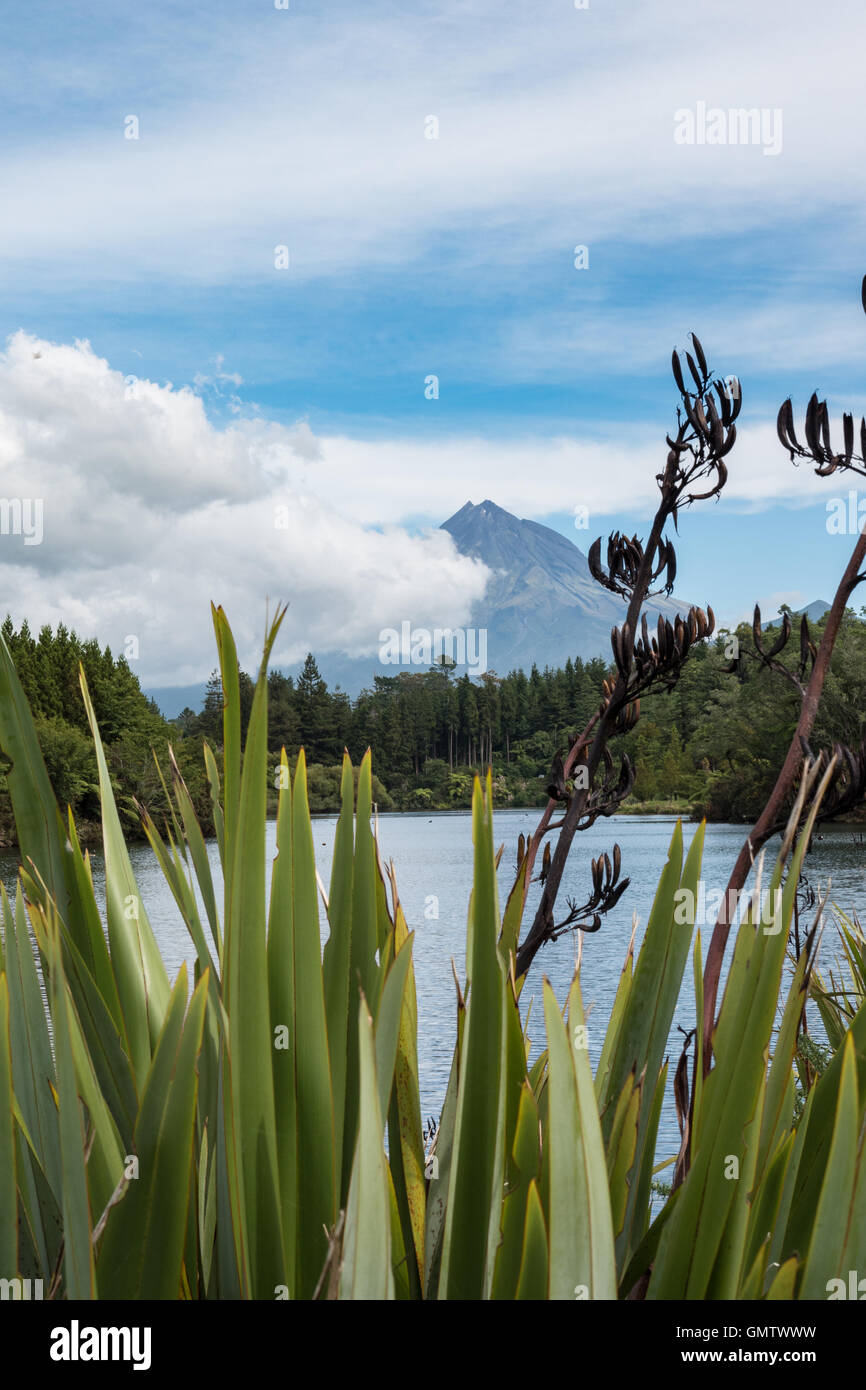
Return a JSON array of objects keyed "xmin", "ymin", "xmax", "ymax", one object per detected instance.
[{"xmin": 0, "ymin": 332, "xmax": 490, "ymax": 684}]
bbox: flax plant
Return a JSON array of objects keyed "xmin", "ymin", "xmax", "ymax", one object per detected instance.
[{"xmin": 0, "ymin": 605, "xmax": 863, "ymax": 1301}]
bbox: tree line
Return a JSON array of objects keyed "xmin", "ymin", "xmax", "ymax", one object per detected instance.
[
  {"xmin": 176, "ymin": 604, "xmax": 866, "ymax": 821},
  {"xmin": 1, "ymin": 605, "xmax": 864, "ymax": 846}
]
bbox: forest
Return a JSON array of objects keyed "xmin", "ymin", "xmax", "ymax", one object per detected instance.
[
  {"xmin": 0, "ymin": 617, "xmax": 210, "ymax": 846},
  {"xmin": 2, "ymin": 601, "xmax": 865, "ymax": 845}
]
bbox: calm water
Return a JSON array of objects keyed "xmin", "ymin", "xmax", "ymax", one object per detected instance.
[{"xmin": 4, "ymin": 812, "xmax": 864, "ymax": 1166}]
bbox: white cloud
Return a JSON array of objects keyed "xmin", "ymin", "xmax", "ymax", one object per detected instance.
[
  {"xmin": 312, "ymin": 421, "xmax": 847, "ymax": 524},
  {"xmin": 0, "ymin": 332, "xmax": 490, "ymax": 684},
  {"xmin": 0, "ymin": 0, "xmax": 863, "ymax": 287}
]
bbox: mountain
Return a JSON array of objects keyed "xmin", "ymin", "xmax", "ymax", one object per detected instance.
[
  {"xmin": 144, "ymin": 682, "xmax": 215, "ymax": 720},
  {"xmin": 763, "ymin": 599, "xmax": 831, "ymax": 631},
  {"xmin": 438, "ymin": 499, "xmax": 690, "ymax": 674},
  {"xmin": 145, "ymin": 499, "xmax": 693, "ymax": 715}
]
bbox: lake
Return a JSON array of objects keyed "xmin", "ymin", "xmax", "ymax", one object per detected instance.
[{"xmin": 4, "ymin": 811, "xmax": 864, "ymax": 1169}]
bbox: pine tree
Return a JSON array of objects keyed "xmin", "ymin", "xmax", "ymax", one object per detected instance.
[{"xmin": 296, "ymin": 653, "xmax": 335, "ymax": 762}]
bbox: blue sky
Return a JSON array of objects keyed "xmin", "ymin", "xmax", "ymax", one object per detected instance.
[{"xmin": 1, "ymin": 0, "xmax": 865, "ymax": 684}]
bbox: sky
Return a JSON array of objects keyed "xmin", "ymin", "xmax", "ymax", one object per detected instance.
[{"xmin": 1, "ymin": 0, "xmax": 866, "ymax": 689}]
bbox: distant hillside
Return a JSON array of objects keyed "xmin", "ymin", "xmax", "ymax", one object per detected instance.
[{"xmin": 763, "ymin": 600, "xmax": 831, "ymax": 631}]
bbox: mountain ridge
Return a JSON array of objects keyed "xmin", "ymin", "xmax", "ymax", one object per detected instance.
[{"xmin": 438, "ymin": 498, "xmax": 689, "ymax": 674}]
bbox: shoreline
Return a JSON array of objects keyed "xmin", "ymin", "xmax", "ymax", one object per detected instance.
[{"xmin": 3, "ymin": 803, "xmax": 861, "ymax": 854}]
